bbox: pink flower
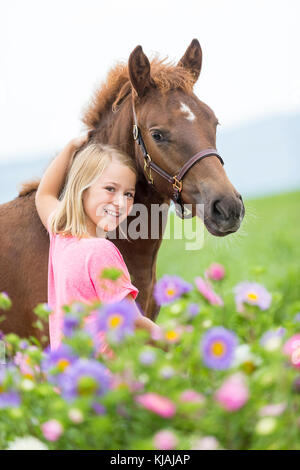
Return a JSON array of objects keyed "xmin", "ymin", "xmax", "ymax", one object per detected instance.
[
  {"xmin": 179, "ymin": 389, "xmax": 205, "ymax": 404},
  {"xmin": 195, "ymin": 277, "xmax": 224, "ymax": 306},
  {"xmin": 283, "ymin": 334, "xmax": 300, "ymax": 368},
  {"xmin": 258, "ymin": 402, "xmax": 286, "ymax": 417},
  {"xmin": 153, "ymin": 430, "xmax": 178, "ymax": 450},
  {"xmin": 215, "ymin": 373, "xmax": 249, "ymax": 411},
  {"xmin": 41, "ymin": 419, "xmax": 63, "ymax": 441},
  {"xmin": 135, "ymin": 393, "xmax": 176, "ymax": 418},
  {"xmin": 205, "ymin": 263, "xmax": 225, "ymax": 281}
]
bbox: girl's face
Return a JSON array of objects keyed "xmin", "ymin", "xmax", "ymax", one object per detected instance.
[{"xmin": 82, "ymin": 161, "xmax": 136, "ymax": 237}]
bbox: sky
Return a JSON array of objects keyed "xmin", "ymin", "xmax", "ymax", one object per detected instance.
[{"xmin": 0, "ymin": 0, "xmax": 299, "ymax": 162}]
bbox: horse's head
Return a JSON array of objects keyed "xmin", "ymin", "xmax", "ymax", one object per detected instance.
[{"xmin": 127, "ymin": 39, "xmax": 245, "ymax": 237}]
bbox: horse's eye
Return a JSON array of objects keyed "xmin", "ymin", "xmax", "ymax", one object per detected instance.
[{"xmin": 151, "ymin": 131, "xmax": 164, "ymax": 142}]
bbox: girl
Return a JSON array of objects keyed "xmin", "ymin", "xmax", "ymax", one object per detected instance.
[{"xmin": 35, "ymin": 135, "xmax": 162, "ymax": 354}]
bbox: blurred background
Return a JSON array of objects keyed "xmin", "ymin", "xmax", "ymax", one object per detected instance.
[{"xmin": 0, "ymin": 0, "xmax": 299, "ymax": 204}]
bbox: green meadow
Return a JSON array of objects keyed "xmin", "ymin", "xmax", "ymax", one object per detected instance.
[{"xmin": 157, "ymin": 190, "xmax": 300, "ymax": 304}]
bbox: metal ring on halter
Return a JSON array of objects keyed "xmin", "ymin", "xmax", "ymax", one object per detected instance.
[
  {"xmin": 144, "ymin": 154, "xmax": 154, "ymax": 184},
  {"xmin": 133, "ymin": 125, "xmax": 139, "ymax": 141}
]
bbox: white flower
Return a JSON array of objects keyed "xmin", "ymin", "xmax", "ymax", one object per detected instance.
[
  {"xmin": 6, "ymin": 436, "xmax": 48, "ymax": 450},
  {"xmin": 191, "ymin": 436, "xmax": 220, "ymax": 450},
  {"xmin": 233, "ymin": 344, "xmax": 262, "ymax": 367},
  {"xmin": 255, "ymin": 417, "xmax": 277, "ymax": 435},
  {"xmin": 20, "ymin": 379, "xmax": 35, "ymax": 391},
  {"xmin": 202, "ymin": 319, "xmax": 212, "ymax": 329},
  {"xmin": 68, "ymin": 408, "xmax": 84, "ymax": 424}
]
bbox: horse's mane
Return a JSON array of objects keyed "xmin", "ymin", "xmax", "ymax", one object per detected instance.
[{"xmin": 81, "ymin": 56, "xmax": 195, "ymax": 130}]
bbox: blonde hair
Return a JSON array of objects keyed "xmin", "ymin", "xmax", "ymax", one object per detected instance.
[{"xmin": 49, "ymin": 142, "xmax": 138, "ymax": 239}]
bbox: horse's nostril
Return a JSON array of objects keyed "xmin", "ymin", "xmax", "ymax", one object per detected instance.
[{"xmin": 213, "ymin": 200, "xmax": 227, "ymax": 220}]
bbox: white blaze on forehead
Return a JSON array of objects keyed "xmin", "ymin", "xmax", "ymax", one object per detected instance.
[{"xmin": 180, "ymin": 102, "xmax": 196, "ymax": 121}]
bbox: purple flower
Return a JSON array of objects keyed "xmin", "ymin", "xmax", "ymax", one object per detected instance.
[
  {"xmin": 91, "ymin": 300, "xmax": 137, "ymax": 343},
  {"xmin": 62, "ymin": 315, "xmax": 80, "ymax": 338},
  {"xmin": 201, "ymin": 327, "xmax": 238, "ymax": 370},
  {"xmin": 260, "ymin": 328, "xmax": 286, "ymax": 348},
  {"xmin": 58, "ymin": 358, "xmax": 111, "ymax": 401},
  {"xmin": 0, "ymin": 391, "xmax": 21, "ymax": 409},
  {"xmin": 187, "ymin": 303, "xmax": 200, "ymax": 318},
  {"xmin": 294, "ymin": 313, "xmax": 300, "ymax": 323},
  {"xmin": 154, "ymin": 275, "xmax": 193, "ymax": 306},
  {"xmin": 41, "ymin": 345, "xmax": 77, "ymax": 383},
  {"xmin": 234, "ymin": 282, "xmax": 272, "ymax": 312},
  {"xmin": 92, "ymin": 402, "xmax": 106, "ymax": 415},
  {"xmin": 19, "ymin": 340, "xmax": 29, "ymax": 350},
  {"xmin": 139, "ymin": 350, "xmax": 157, "ymax": 365}
]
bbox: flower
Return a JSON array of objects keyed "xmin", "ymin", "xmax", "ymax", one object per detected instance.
[
  {"xmin": 68, "ymin": 408, "xmax": 84, "ymax": 423},
  {"xmin": 255, "ymin": 417, "xmax": 277, "ymax": 435},
  {"xmin": 92, "ymin": 402, "xmax": 106, "ymax": 415},
  {"xmin": 91, "ymin": 300, "xmax": 137, "ymax": 343},
  {"xmin": 153, "ymin": 430, "xmax": 178, "ymax": 450},
  {"xmin": 260, "ymin": 328, "xmax": 286, "ymax": 351},
  {"xmin": 283, "ymin": 334, "xmax": 300, "ymax": 368},
  {"xmin": 63, "ymin": 314, "xmax": 80, "ymax": 337},
  {"xmin": 179, "ymin": 389, "xmax": 205, "ymax": 404},
  {"xmin": 139, "ymin": 350, "xmax": 157, "ymax": 366},
  {"xmin": 6, "ymin": 436, "xmax": 48, "ymax": 450},
  {"xmin": 233, "ymin": 344, "xmax": 262, "ymax": 372},
  {"xmin": 135, "ymin": 393, "xmax": 176, "ymax": 418},
  {"xmin": 164, "ymin": 328, "xmax": 181, "ymax": 343},
  {"xmin": 187, "ymin": 303, "xmax": 200, "ymax": 318},
  {"xmin": 154, "ymin": 275, "xmax": 193, "ymax": 306},
  {"xmin": 41, "ymin": 345, "xmax": 77, "ymax": 382},
  {"xmin": 191, "ymin": 436, "xmax": 220, "ymax": 450},
  {"xmin": 201, "ymin": 327, "xmax": 238, "ymax": 370},
  {"xmin": 41, "ymin": 419, "xmax": 63, "ymax": 442},
  {"xmin": 195, "ymin": 277, "xmax": 224, "ymax": 306},
  {"xmin": 234, "ymin": 282, "xmax": 272, "ymax": 312},
  {"xmin": 258, "ymin": 403, "xmax": 286, "ymax": 417},
  {"xmin": 159, "ymin": 366, "xmax": 175, "ymax": 379},
  {"xmin": 215, "ymin": 373, "xmax": 249, "ymax": 411},
  {"xmin": 58, "ymin": 358, "xmax": 111, "ymax": 401},
  {"xmin": 205, "ymin": 263, "xmax": 225, "ymax": 281},
  {"xmin": 0, "ymin": 391, "xmax": 21, "ymax": 409}
]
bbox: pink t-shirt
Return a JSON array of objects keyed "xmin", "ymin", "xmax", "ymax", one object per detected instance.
[{"xmin": 46, "ymin": 211, "xmax": 139, "ymax": 352}]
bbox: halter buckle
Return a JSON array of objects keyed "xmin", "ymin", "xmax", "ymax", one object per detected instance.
[
  {"xmin": 173, "ymin": 175, "xmax": 182, "ymax": 192},
  {"xmin": 144, "ymin": 154, "xmax": 154, "ymax": 185},
  {"xmin": 133, "ymin": 124, "xmax": 139, "ymax": 141}
]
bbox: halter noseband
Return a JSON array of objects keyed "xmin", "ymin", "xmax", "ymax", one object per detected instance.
[{"xmin": 132, "ymin": 98, "xmax": 224, "ymax": 218}]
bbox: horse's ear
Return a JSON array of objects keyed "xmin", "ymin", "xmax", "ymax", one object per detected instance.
[
  {"xmin": 178, "ymin": 39, "xmax": 202, "ymax": 83},
  {"xmin": 128, "ymin": 45, "xmax": 155, "ymax": 97}
]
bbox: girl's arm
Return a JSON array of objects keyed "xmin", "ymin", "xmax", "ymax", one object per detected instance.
[{"xmin": 35, "ymin": 134, "xmax": 88, "ymax": 229}]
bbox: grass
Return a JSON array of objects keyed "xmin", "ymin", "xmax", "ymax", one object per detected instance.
[{"xmin": 157, "ymin": 190, "xmax": 300, "ymax": 303}]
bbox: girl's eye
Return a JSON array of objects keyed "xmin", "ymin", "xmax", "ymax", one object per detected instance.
[
  {"xmin": 105, "ymin": 187, "xmax": 115, "ymax": 192},
  {"xmin": 125, "ymin": 192, "xmax": 134, "ymax": 199}
]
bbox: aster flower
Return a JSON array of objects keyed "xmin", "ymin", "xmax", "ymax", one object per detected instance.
[
  {"xmin": 135, "ymin": 392, "xmax": 176, "ymax": 418},
  {"xmin": 0, "ymin": 391, "xmax": 21, "ymax": 409},
  {"xmin": 258, "ymin": 402, "xmax": 286, "ymax": 417},
  {"xmin": 154, "ymin": 275, "xmax": 193, "ymax": 306},
  {"xmin": 41, "ymin": 419, "xmax": 63, "ymax": 442},
  {"xmin": 283, "ymin": 334, "xmax": 300, "ymax": 368},
  {"xmin": 41, "ymin": 345, "xmax": 77, "ymax": 383},
  {"xmin": 63, "ymin": 314, "xmax": 80, "ymax": 338},
  {"xmin": 90, "ymin": 300, "xmax": 137, "ymax": 344},
  {"xmin": 260, "ymin": 327, "xmax": 286, "ymax": 351},
  {"xmin": 195, "ymin": 277, "xmax": 224, "ymax": 306},
  {"xmin": 187, "ymin": 303, "xmax": 200, "ymax": 318},
  {"xmin": 205, "ymin": 263, "xmax": 225, "ymax": 281},
  {"xmin": 58, "ymin": 358, "xmax": 111, "ymax": 401},
  {"xmin": 234, "ymin": 281, "xmax": 272, "ymax": 312},
  {"xmin": 179, "ymin": 389, "xmax": 205, "ymax": 404},
  {"xmin": 201, "ymin": 327, "xmax": 238, "ymax": 370},
  {"xmin": 139, "ymin": 350, "xmax": 157, "ymax": 366},
  {"xmin": 153, "ymin": 430, "xmax": 178, "ymax": 450},
  {"xmin": 6, "ymin": 436, "xmax": 48, "ymax": 450},
  {"xmin": 215, "ymin": 373, "xmax": 249, "ymax": 411}
]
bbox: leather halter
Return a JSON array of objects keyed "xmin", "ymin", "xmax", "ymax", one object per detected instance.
[{"xmin": 132, "ymin": 98, "xmax": 224, "ymax": 218}]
